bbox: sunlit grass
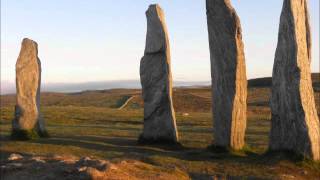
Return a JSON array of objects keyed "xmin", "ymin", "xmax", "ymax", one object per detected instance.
[{"xmin": 1, "ymin": 84, "xmax": 319, "ymax": 178}]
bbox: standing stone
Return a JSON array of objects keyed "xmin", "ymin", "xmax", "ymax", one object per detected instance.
[
  {"xmin": 270, "ymin": 0, "xmax": 320, "ymax": 160},
  {"xmin": 139, "ymin": 4, "xmax": 178, "ymax": 143},
  {"xmin": 206, "ymin": 0, "xmax": 247, "ymax": 150},
  {"xmin": 12, "ymin": 38, "xmax": 47, "ymax": 139}
]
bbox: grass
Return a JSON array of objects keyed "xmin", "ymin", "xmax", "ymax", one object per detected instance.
[
  {"xmin": 10, "ymin": 126, "xmax": 50, "ymax": 140},
  {"xmin": 1, "ymin": 106, "xmax": 319, "ymax": 179},
  {"xmin": 1, "ymin": 84, "xmax": 320, "ymax": 179},
  {"xmin": 10, "ymin": 129, "xmax": 40, "ymax": 140}
]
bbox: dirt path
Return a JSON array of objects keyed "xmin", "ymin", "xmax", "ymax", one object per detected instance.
[{"xmin": 118, "ymin": 96, "xmax": 136, "ymax": 110}]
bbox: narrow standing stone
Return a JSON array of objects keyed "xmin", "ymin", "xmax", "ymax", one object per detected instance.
[
  {"xmin": 12, "ymin": 38, "xmax": 47, "ymax": 139},
  {"xmin": 270, "ymin": 0, "xmax": 320, "ymax": 160},
  {"xmin": 206, "ymin": 0, "xmax": 248, "ymax": 150},
  {"xmin": 139, "ymin": 4, "xmax": 178, "ymax": 143}
]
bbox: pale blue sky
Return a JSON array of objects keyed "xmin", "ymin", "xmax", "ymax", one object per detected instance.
[{"xmin": 1, "ymin": 0, "xmax": 319, "ymax": 84}]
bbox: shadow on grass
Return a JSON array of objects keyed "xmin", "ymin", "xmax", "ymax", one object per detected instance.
[
  {"xmin": 2, "ymin": 134, "xmax": 320, "ymax": 179},
  {"xmin": 33, "ymin": 135, "xmax": 191, "ymax": 158},
  {"xmin": 49, "ymin": 124, "xmax": 142, "ymax": 132},
  {"xmin": 3, "ymin": 134, "xmax": 294, "ymax": 165},
  {"xmin": 49, "ymin": 123, "xmax": 214, "ymax": 135}
]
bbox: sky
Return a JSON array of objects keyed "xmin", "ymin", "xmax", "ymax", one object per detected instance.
[{"xmin": 1, "ymin": 0, "xmax": 319, "ymax": 86}]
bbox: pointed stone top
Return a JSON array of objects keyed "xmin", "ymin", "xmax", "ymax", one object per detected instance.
[
  {"xmin": 16, "ymin": 38, "xmax": 39, "ymax": 68},
  {"xmin": 144, "ymin": 4, "xmax": 168, "ymax": 54},
  {"xmin": 146, "ymin": 4, "xmax": 165, "ymax": 22},
  {"xmin": 213, "ymin": 0, "xmax": 231, "ymax": 3},
  {"xmin": 207, "ymin": 0, "xmax": 232, "ymax": 8},
  {"xmin": 147, "ymin": 4, "xmax": 163, "ymax": 13},
  {"xmin": 20, "ymin": 38, "xmax": 38, "ymax": 56},
  {"xmin": 206, "ymin": 0, "xmax": 242, "ymax": 37},
  {"xmin": 22, "ymin": 38, "xmax": 38, "ymax": 48}
]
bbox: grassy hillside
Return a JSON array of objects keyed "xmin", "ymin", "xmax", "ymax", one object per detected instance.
[
  {"xmin": 1, "ymin": 74, "xmax": 320, "ymax": 179},
  {"xmin": 249, "ymin": 73, "xmax": 320, "ymax": 89},
  {"xmin": 2, "ymin": 73, "xmax": 318, "ymax": 112}
]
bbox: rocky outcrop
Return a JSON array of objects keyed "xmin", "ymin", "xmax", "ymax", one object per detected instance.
[
  {"xmin": 270, "ymin": 0, "xmax": 320, "ymax": 160},
  {"xmin": 1, "ymin": 154, "xmax": 190, "ymax": 180},
  {"xmin": 139, "ymin": 4, "xmax": 178, "ymax": 143},
  {"xmin": 12, "ymin": 38, "xmax": 47, "ymax": 139},
  {"xmin": 206, "ymin": 0, "xmax": 248, "ymax": 150}
]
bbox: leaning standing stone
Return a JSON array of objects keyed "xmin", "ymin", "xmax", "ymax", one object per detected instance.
[
  {"xmin": 206, "ymin": 0, "xmax": 248, "ymax": 150},
  {"xmin": 270, "ymin": 0, "xmax": 320, "ymax": 160},
  {"xmin": 12, "ymin": 38, "xmax": 47, "ymax": 140},
  {"xmin": 139, "ymin": 4, "xmax": 178, "ymax": 143}
]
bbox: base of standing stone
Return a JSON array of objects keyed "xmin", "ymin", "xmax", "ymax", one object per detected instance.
[
  {"xmin": 37, "ymin": 130, "xmax": 50, "ymax": 138},
  {"xmin": 138, "ymin": 134, "xmax": 180, "ymax": 146},
  {"xmin": 11, "ymin": 129, "xmax": 49, "ymax": 140},
  {"xmin": 207, "ymin": 144, "xmax": 252, "ymax": 154}
]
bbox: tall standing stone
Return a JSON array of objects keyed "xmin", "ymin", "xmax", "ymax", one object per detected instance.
[
  {"xmin": 12, "ymin": 38, "xmax": 47, "ymax": 139},
  {"xmin": 139, "ymin": 4, "xmax": 178, "ymax": 143},
  {"xmin": 206, "ymin": 0, "xmax": 247, "ymax": 150},
  {"xmin": 270, "ymin": 0, "xmax": 320, "ymax": 160}
]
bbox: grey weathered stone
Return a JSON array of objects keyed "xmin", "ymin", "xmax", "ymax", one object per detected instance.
[
  {"xmin": 270, "ymin": 0, "xmax": 320, "ymax": 160},
  {"xmin": 206, "ymin": 0, "xmax": 247, "ymax": 150},
  {"xmin": 139, "ymin": 4, "xmax": 178, "ymax": 143},
  {"xmin": 12, "ymin": 38, "xmax": 46, "ymax": 137}
]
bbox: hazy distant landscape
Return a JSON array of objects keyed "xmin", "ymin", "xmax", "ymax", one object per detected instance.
[
  {"xmin": 3, "ymin": 73, "xmax": 319, "ymax": 95},
  {"xmin": 1, "ymin": 73, "xmax": 319, "ymax": 179},
  {"xmin": 1, "ymin": 0, "xmax": 319, "ymax": 179},
  {"xmin": 1, "ymin": 80, "xmax": 212, "ymax": 95}
]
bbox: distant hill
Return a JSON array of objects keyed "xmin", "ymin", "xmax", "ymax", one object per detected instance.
[
  {"xmin": 2, "ymin": 73, "xmax": 318, "ymax": 94},
  {"xmin": 0, "ymin": 88, "xmax": 212, "ymax": 112},
  {"xmin": 311, "ymin": 73, "xmax": 320, "ymax": 91},
  {"xmin": 248, "ymin": 77, "xmax": 272, "ymax": 87},
  {"xmin": 1, "ymin": 73, "xmax": 319, "ymax": 113},
  {"xmin": 0, "ymin": 80, "xmax": 210, "ymax": 95},
  {"xmin": 248, "ymin": 73, "xmax": 320, "ymax": 89}
]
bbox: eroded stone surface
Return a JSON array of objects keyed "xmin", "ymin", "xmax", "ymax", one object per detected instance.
[
  {"xmin": 8, "ymin": 154, "xmax": 23, "ymax": 161},
  {"xmin": 12, "ymin": 38, "xmax": 46, "ymax": 136},
  {"xmin": 270, "ymin": 0, "xmax": 320, "ymax": 160},
  {"xmin": 206, "ymin": 0, "xmax": 248, "ymax": 150},
  {"xmin": 1, "ymin": 155, "xmax": 190, "ymax": 180},
  {"xmin": 139, "ymin": 4, "xmax": 178, "ymax": 143}
]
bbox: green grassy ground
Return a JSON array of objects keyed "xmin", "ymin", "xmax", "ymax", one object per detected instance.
[
  {"xmin": 1, "ymin": 79, "xmax": 320, "ymax": 179},
  {"xmin": 1, "ymin": 107, "xmax": 319, "ymax": 179}
]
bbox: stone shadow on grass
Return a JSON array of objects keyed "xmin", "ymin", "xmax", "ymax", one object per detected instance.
[
  {"xmin": 24, "ymin": 135, "xmax": 264, "ymax": 164},
  {"xmin": 2, "ymin": 134, "xmax": 319, "ymax": 179},
  {"xmin": 2, "ymin": 133, "xmax": 316, "ymax": 169}
]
